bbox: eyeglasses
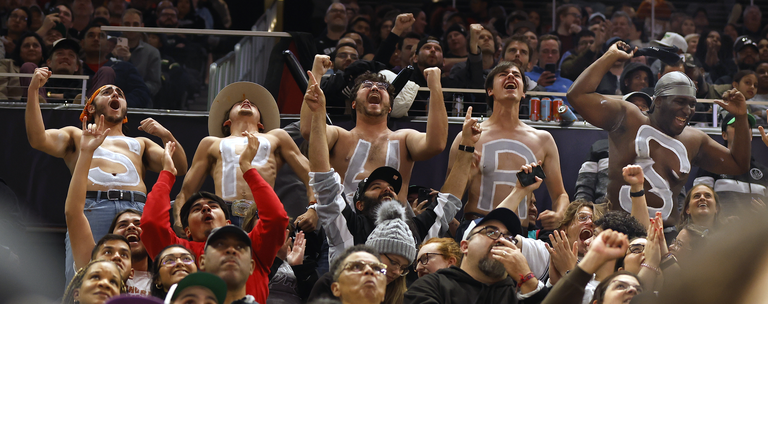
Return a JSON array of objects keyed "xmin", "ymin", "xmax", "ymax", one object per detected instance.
[
  {"xmin": 382, "ymin": 254, "xmax": 409, "ymax": 275},
  {"xmin": 416, "ymin": 253, "xmax": 442, "ymax": 266},
  {"xmin": 568, "ymin": 12, "xmax": 582, "ymax": 19},
  {"xmin": 576, "ymin": 212, "xmax": 593, "ymax": 222},
  {"xmin": 609, "ymin": 280, "xmax": 643, "ymax": 294},
  {"xmin": 9, "ymin": 13, "xmax": 28, "ymax": 21},
  {"xmin": 342, "ymin": 260, "xmax": 387, "ymax": 276},
  {"xmin": 669, "ymin": 239, "xmax": 692, "ymax": 252},
  {"xmin": 627, "ymin": 244, "xmax": 645, "ymax": 254},
  {"xmin": 161, "ymin": 254, "xmax": 196, "ymax": 267},
  {"xmin": 470, "ymin": 226, "xmax": 518, "ymax": 244},
  {"xmin": 361, "ymin": 80, "xmax": 390, "ymax": 90}
]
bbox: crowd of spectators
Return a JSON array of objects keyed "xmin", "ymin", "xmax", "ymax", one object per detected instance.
[
  {"xmin": 0, "ymin": 0, "xmax": 236, "ymax": 107},
  {"xmin": 3, "ymin": 0, "xmax": 768, "ymax": 304},
  {"xmin": 305, "ymin": 0, "xmax": 768, "ymax": 122}
]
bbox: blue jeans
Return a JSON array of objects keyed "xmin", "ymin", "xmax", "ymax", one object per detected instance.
[{"xmin": 64, "ymin": 196, "xmax": 145, "ymax": 288}]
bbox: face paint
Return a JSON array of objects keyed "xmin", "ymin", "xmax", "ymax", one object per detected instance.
[
  {"xmin": 342, "ymin": 139, "xmax": 400, "ymax": 204},
  {"xmin": 618, "ymin": 125, "xmax": 691, "ymax": 221},
  {"xmin": 476, "ymin": 139, "xmax": 537, "ymax": 218},
  {"xmin": 219, "ymin": 136, "xmax": 271, "ymax": 199}
]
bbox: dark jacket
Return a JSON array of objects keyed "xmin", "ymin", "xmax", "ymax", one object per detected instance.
[
  {"xmin": 619, "ymin": 62, "xmax": 655, "ymax": 95},
  {"xmin": 404, "ymin": 266, "xmax": 519, "ymax": 304},
  {"xmin": 83, "ymin": 58, "xmax": 152, "ymax": 108}
]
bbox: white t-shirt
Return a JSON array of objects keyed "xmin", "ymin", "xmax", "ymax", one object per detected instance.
[{"xmin": 126, "ymin": 270, "xmax": 152, "ymax": 297}]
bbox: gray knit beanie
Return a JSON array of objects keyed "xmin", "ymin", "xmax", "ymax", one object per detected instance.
[{"xmin": 365, "ymin": 201, "xmax": 417, "ymax": 262}]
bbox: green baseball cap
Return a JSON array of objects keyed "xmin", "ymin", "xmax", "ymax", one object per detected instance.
[{"xmin": 168, "ymin": 272, "xmax": 227, "ymax": 304}]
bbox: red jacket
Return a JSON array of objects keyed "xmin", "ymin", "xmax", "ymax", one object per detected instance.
[{"xmin": 141, "ymin": 169, "xmax": 289, "ymax": 303}]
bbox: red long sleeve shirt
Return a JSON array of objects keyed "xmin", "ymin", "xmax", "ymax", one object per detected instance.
[{"xmin": 141, "ymin": 169, "xmax": 289, "ymax": 303}]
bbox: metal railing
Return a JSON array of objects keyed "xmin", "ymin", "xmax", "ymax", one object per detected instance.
[{"xmin": 0, "ymin": 73, "xmax": 89, "ymax": 102}]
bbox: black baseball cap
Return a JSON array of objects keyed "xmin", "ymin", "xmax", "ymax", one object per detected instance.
[
  {"xmin": 353, "ymin": 166, "xmax": 402, "ymax": 203},
  {"xmin": 49, "ymin": 38, "xmax": 80, "ymax": 57},
  {"xmin": 721, "ymin": 113, "xmax": 756, "ymax": 134},
  {"xmin": 204, "ymin": 225, "xmax": 252, "ymax": 250},
  {"xmin": 462, "ymin": 208, "xmax": 522, "ymax": 241},
  {"xmin": 734, "ymin": 36, "xmax": 758, "ymax": 53},
  {"xmin": 415, "ymin": 36, "xmax": 441, "ymax": 54}
]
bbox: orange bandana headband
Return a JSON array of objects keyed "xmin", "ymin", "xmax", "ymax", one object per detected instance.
[{"xmin": 79, "ymin": 85, "xmax": 129, "ymax": 124}]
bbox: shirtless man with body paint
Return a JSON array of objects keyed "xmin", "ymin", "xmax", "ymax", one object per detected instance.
[
  {"xmin": 448, "ymin": 61, "xmax": 569, "ymax": 231},
  {"xmin": 299, "ymin": 54, "xmax": 448, "ymax": 205},
  {"xmin": 173, "ymin": 82, "xmax": 317, "ymax": 232},
  {"xmin": 26, "ymin": 67, "xmax": 188, "ymax": 285},
  {"xmin": 567, "ymin": 41, "xmax": 751, "ymax": 229}
]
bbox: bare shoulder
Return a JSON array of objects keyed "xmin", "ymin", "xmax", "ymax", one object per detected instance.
[
  {"xmin": 266, "ymin": 128, "xmax": 294, "ymax": 146},
  {"xmin": 198, "ymin": 135, "xmax": 221, "ymax": 154}
]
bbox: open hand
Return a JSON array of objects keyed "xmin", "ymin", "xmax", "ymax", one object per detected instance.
[
  {"xmin": 285, "ymin": 231, "xmax": 306, "ymax": 266},
  {"xmin": 546, "ymin": 229, "xmax": 579, "ymax": 276}
]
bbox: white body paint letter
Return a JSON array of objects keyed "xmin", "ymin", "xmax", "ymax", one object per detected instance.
[
  {"xmin": 88, "ymin": 137, "xmax": 142, "ymax": 187},
  {"xmin": 342, "ymin": 139, "xmax": 400, "ymax": 204},
  {"xmin": 619, "ymin": 125, "xmax": 690, "ymax": 221},
  {"xmin": 477, "ymin": 139, "xmax": 537, "ymax": 217},
  {"xmin": 219, "ymin": 136, "xmax": 271, "ymax": 199}
]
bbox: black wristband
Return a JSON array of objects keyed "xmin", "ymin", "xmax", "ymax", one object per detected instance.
[
  {"xmin": 458, "ymin": 144, "xmax": 475, "ymax": 153},
  {"xmin": 630, "ymin": 189, "xmax": 645, "ymax": 197}
]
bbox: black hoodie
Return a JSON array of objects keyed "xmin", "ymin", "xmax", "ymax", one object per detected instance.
[
  {"xmin": 405, "ymin": 266, "xmax": 519, "ymax": 304},
  {"xmin": 619, "ymin": 62, "xmax": 655, "ymax": 95}
]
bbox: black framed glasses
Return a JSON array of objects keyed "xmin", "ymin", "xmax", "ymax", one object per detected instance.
[
  {"xmin": 416, "ymin": 253, "xmax": 442, "ymax": 266},
  {"xmin": 382, "ymin": 254, "xmax": 409, "ymax": 276},
  {"xmin": 342, "ymin": 260, "xmax": 387, "ymax": 276},
  {"xmin": 470, "ymin": 226, "xmax": 518, "ymax": 244}
]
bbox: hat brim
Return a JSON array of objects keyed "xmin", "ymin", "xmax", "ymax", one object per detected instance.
[
  {"xmin": 171, "ymin": 272, "xmax": 228, "ymax": 304},
  {"xmin": 366, "ymin": 166, "xmax": 403, "ymax": 195},
  {"xmin": 208, "ymin": 82, "xmax": 280, "ymax": 137}
]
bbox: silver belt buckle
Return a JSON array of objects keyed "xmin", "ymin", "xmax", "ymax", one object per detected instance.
[
  {"xmin": 106, "ymin": 189, "xmax": 122, "ymax": 200},
  {"xmin": 231, "ymin": 200, "xmax": 254, "ymax": 218}
]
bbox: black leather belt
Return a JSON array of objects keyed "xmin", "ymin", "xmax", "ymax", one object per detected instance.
[{"xmin": 85, "ymin": 190, "xmax": 147, "ymax": 203}]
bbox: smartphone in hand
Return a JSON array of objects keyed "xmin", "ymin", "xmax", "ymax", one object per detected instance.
[{"xmin": 516, "ymin": 165, "xmax": 546, "ymax": 187}]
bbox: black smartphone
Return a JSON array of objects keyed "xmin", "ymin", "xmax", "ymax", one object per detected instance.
[
  {"xmin": 46, "ymin": 6, "xmax": 59, "ymax": 15},
  {"xmin": 418, "ymin": 187, "xmax": 432, "ymax": 204},
  {"xmin": 544, "ymin": 63, "xmax": 557, "ymax": 74},
  {"xmin": 516, "ymin": 165, "xmax": 546, "ymax": 187}
]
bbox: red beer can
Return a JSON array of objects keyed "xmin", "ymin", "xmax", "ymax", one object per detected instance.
[
  {"xmin": 541, "ymin": 97, "xmax": 552, "ymax": 122},
  {"xmin": 529, "ymin": 97, "xmax": 541, "ymax": 121},
  {"xmin": 552, "ymin": 98, "xmax": 563, "ymax": 122}
]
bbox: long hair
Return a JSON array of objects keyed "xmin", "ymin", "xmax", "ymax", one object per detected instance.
[
  {"xmin": 591, "ymin": 270, "xmax": 642, "ymax": 304},
  {"xmin": 676, "ymin": 184, "xmax": 721, "ymax": 231},
  {"xmin": 383, "ymin": 276, "xmax": 406, "ymax": 304},
  {"xmin": 62, "ymin": 259, "xmax": 127, "ymax": 304}
]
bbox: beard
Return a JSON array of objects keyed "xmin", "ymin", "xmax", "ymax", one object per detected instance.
[
  {"xmin": 92, "ymin": 103, "xmax": 127, "ymax": 125},
  {"xmin": 478, "ymin": 256, "xmax": 507, "ymax": 280},
  {"xmin": 359, "ymin": 195, "xmax": 381, "ymax": 220}
]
